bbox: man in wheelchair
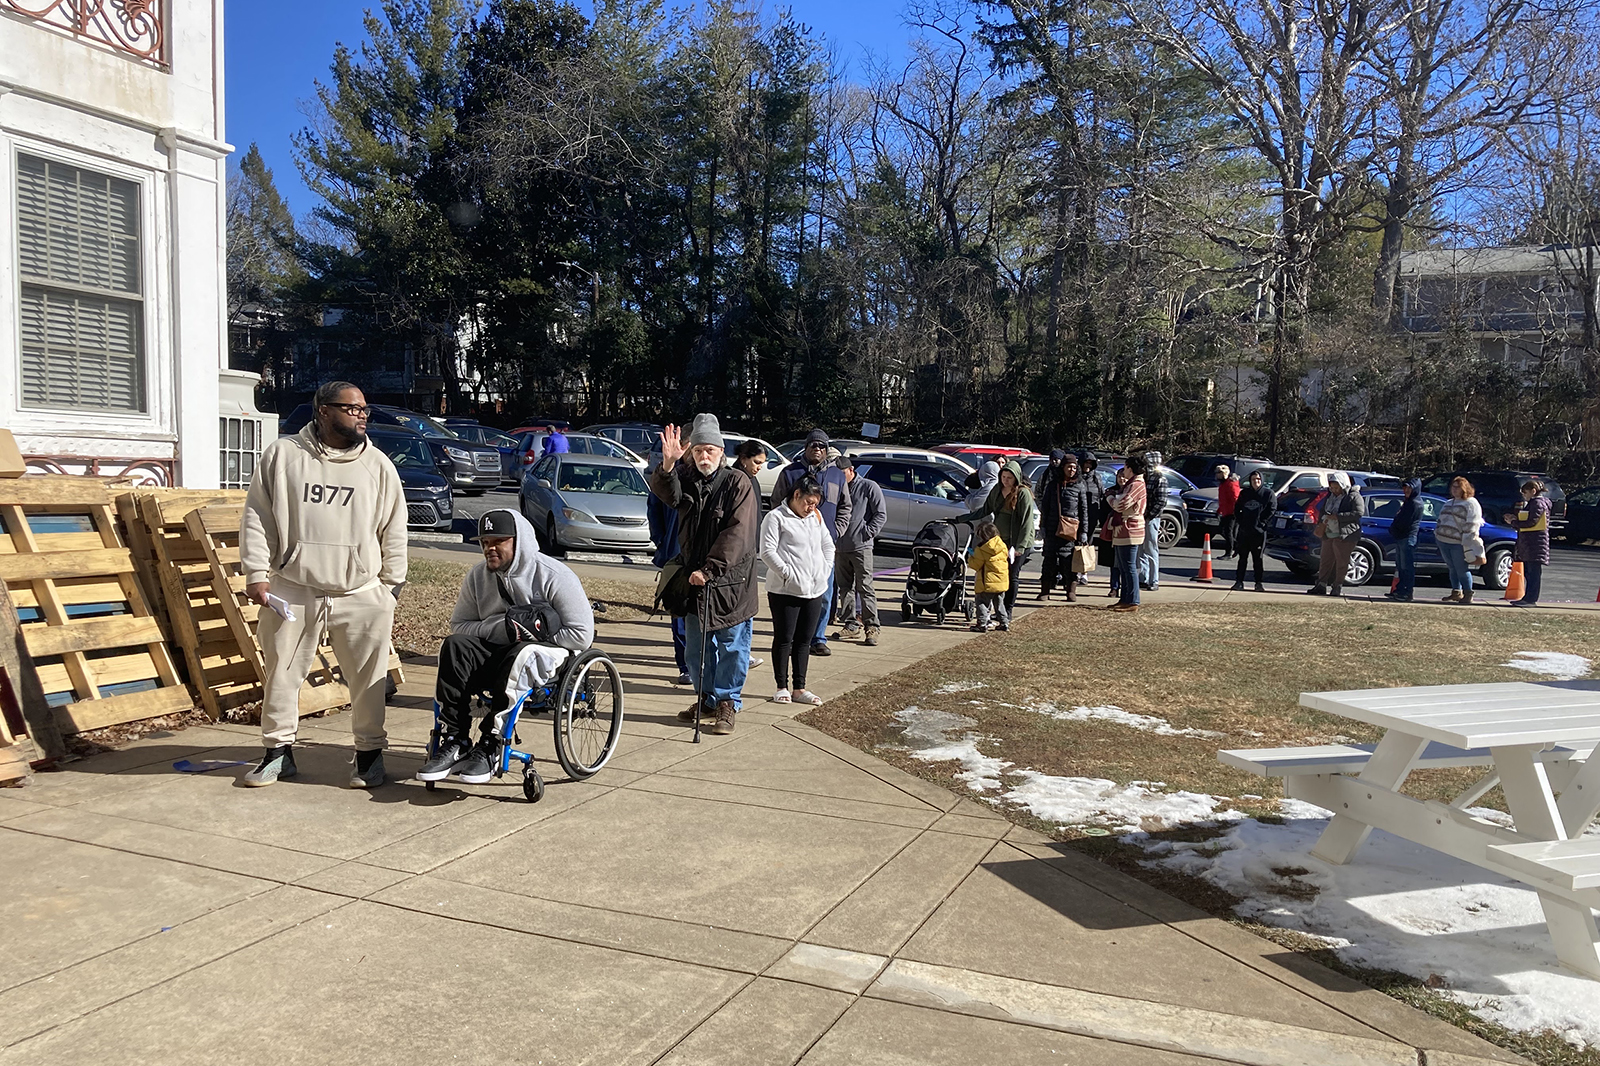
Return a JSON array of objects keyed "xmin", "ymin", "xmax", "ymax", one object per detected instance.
[{"xmin": 419, "ymin": 509, "xmax": 595, "ymax": 783}]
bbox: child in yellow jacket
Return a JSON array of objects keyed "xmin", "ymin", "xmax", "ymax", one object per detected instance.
[{"xmin": 967, "ymin": 520, "xmax": 1010, "ymax": 632}]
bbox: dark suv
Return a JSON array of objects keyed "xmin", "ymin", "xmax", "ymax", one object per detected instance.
[
  {"xmin": 279, "ymin": 404, "xmax": 503, "ymax": 494},
  {"xmin": 1421, "ymin": 470, "xmax": 1566, "ymax": 538},
  {"xmin": 1169, "ymin": 453, "xmax": 1275, "ymax": 489}
]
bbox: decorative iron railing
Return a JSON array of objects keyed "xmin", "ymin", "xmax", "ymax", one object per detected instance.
[{"xmin": 2, "ymin": 0, "xmax": 165, "ymax": 67}]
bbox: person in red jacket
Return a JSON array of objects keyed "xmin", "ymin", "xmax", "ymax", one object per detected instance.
[{"xmin": 1215, "ymin": 464, "xmax": 1241, "ymax": 559}]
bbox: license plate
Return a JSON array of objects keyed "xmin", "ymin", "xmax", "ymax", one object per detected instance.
[{"xmin": 1277, "ymin": 516, "xmax": 1289, "ymax": 528}]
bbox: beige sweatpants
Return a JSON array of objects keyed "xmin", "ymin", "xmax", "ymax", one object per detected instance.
[{"xmin": 257, "ymin": 579, "xmax": 396, "ymax": 750}]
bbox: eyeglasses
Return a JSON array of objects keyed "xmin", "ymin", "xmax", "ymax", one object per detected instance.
[{"xmin": 323, "ymin": 403, "xmax": 370, "ymax": 417}]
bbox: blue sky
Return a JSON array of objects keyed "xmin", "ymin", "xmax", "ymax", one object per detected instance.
[{"xmin": 225, "ymin": 0, "xmax": 916, "ymax": 217}]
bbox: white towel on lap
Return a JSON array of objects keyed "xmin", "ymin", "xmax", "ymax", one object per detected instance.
[{"xmin": 491, "ymin": 643, "xmax": 574, "ymax": 740}]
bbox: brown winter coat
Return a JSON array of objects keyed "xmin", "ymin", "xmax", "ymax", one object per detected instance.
[{"xmin": 649, "ymin": 460, "xmax": 760, "ymax": 630}]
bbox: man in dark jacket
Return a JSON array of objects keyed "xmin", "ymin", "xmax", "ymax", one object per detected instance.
[
  {"xmin": 1079, "ymin": 451, "xmax": 1105, "ymax": 578},
  {"xmin": 1229, "ymin": 469, "xmax": 1276, "ymax": 592},
  {"xmin": 1037, "ymin": 450, "xmax": 1067, "ymax": 600},
  {"xmin": 832, "ymin": 456, "xmax": 887, "ymax": 645},
  {"xmin": 1385, "ymin": 478, "xmax": 1423, "ymax": 602},
  {"xmin": 650, "ymin": 414, "xmax": 759, "ymax": 735},
  {"xmin": 771, "ymin": 429, "xmax": 852, "ymax": 656},
  {"xmin": 646, "ymin": 484, "xmax": 689, "ymax": 684}
]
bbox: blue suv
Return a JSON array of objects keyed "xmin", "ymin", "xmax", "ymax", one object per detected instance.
[{"xmin": 1267, "ymin": 489, "xmax": 1518, "ymax": 589}]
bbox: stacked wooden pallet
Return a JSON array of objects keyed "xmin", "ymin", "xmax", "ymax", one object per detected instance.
[
  {"xmin": 122, "ymin": 491, "xmax": 402, "ymax": 720},
  {"xmin": 0, "ymin": 477, "xmax": 193, "ymax": 734}
]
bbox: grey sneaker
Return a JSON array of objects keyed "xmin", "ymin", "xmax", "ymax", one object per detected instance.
[
  {"xmin": 244, "ymin": 746, "xmax": 296, "ymax": 787},
  {"xmin": 450, "ymin": 743, "xmax": 495, "ymax": 785},
  {"xmin": 349, "ymin": 749, "xmax": 385, "ymax": 789}
]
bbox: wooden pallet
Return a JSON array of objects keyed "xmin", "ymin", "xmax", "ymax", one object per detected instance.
[
  {"xmin": 130, "ymin": 490, "xmax": 258, "ymax": 718},
  {"xmin": 0, "ymin": 580, "xmax": 65, "ymax": 778},
  {"xmin": 186, "ymin": 505, "xmax": 402, "ymax": 715},
  {"xmin": 0, "ymin": 478, "xmax": 193, "ymax": 734}
]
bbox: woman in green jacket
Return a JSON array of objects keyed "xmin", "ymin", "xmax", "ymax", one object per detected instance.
[{"xmin": 955, "ymin": 460, "xmax": 1038, "ymax": 620}]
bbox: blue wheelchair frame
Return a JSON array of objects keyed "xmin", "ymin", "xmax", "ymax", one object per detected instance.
[{"xmin": 424, "ymin": 645, "xmax": 623, "ymax": 802}]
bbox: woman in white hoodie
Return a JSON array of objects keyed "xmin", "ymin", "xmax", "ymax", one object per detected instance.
[{"xmin": 759, "ymin": 476, "xmax": 835, "ymax": 704}]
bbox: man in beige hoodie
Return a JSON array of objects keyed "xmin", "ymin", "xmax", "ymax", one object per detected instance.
[{"xmin": 240, "ymin": 382, "xmax": 408, "ymax": 787}]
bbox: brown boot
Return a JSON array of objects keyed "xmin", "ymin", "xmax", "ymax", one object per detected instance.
[
  {"xmin": 863, "ymin": 626, "xmax": 879, "ymax": 647},
  {"xmin": 1064, "ymin": 577, "xmax": 1077, "ymax": 603},
  {"xmin": 709, "ymin": 700, "xmax": 737, "ymax": 735},
  {"xmin": 678, "ymin": 700, "xmax": 714, "ymax": 723},
  {"xmin": 1461, "ymin": 589, "xmax": 1474, "ymax": 605}
]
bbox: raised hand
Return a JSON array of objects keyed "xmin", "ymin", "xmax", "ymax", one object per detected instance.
[{"xmin": 660, "ymin": 423, "xmax": 685, "ymax": 471}]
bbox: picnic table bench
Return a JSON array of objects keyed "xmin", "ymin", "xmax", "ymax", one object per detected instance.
[{"xmin": 1219, "ymin": 681, "xmax": 1600, "ymax": 978}]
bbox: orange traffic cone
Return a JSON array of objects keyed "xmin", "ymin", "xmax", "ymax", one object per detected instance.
[
  {"xmin": 1192, "ymin": 534, "xmax": 1215, "ymax": 583},
  {"xmin": 1504, "ymin": 561, "xmax": 1526, "ymax": 602}
]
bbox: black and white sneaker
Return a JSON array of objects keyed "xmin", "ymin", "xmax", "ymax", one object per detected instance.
[
  {"xmin": 417, "ymin": 736, "xmax": 468, "ymax": 781},
  {"xmin": 450, "ymin": 743, "xmax": 495, "ymax": 785}
]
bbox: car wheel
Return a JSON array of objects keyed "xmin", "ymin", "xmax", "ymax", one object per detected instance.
[
  {"xmin": 1483, "ymin": 547, "xmax": 1513, "ymax": 590},
  {"xmin": 545, "ymin": 518, "xmax": 566, "ymax": 557},
  {"xmin": 1343, "ymin": 544, "xmax": 1375, "ymax": 587},
  {"xmin": 1157, "ymin": 512, "xmax": 1182, "ymax": 550}
]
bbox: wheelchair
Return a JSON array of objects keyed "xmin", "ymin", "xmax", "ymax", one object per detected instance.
[{"xmin": 424, "ymin": 646, "xmax": 625, "ymax": 802}]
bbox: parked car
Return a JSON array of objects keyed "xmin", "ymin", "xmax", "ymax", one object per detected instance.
[
  {"xmin": 277, "ymin": 403, "xmax": 502, "ymax": 494},
  {"xmin": 511, "ymin": 417, "xmax": 572, "ymax": 433},
  {"xmin": 846, "ymin": 445, "xmax": 974, "ymax": 478},
  {"xmin": 852, "ymin": 458, "xmax": 972, "ymax": 543},
  {"xmin": 512, "ymin": 430, "xmax": 649, "ymax": 477},
  {"xmin": 582, "ymin": 422, "xmax": 663, "ymax": 455},
  {"xmin": 519, "ymin": 453, "xmax": 654, "ymax": 554},
  {"xmin": 937, "ymin": 444, "xmax": 1034, "ymax": 469},
  {"xmin": 1168, "ymin": 453, "xmax": 1275, "ymax": 490},
  {"xmin": 1267, "ymin": 489, "xmax": 1518, "ymax": 589},
  {"xmin": 1563, "ymin": 484, "xmax": 1600, "ymax": 542},
  {"xmin": 1181, "ymin": 466, "xmax": 1396, "ymax": 542},
  {"xmin": 443, "ymin": 421, "xmax": 523, "ymax": 483},
  {"xmin": 364, "ymin": 427, "xmax": 454, "ymax": 532},
  {"xmin": 1420, "ymin": 469, "xmax": 1566, "ymax": 539}
]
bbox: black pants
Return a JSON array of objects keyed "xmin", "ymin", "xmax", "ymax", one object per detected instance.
[
  {"xmin": 769, "ymin": 592, "xmax": 824, "ymax": 690},
  {"xmin": 1235, "ymin": 539, "xmax": 1265, "ymax": 584},
  {"xmin": 1040, "ymin": 534, "xmax": 1064, "ymax": 593},
  {"xmin": 435, "ymin": 633, "xmax": 522, "ymax": 740},
  {"xmin": 1003, "ymin": 551, "xmax": 1031, "ymax": 615}
]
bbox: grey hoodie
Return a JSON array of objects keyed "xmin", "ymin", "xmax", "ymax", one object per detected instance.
[
  {"xmin": 449, "ymin": 509, "xmax": 594, "ymax": 651},
  {"xmin": 966, "ymin": 461, "xmax": 1000, "ymax": 512}
]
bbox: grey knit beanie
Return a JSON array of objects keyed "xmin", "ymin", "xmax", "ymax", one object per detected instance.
[{"xmin": 687, "ymin": 413, "xmax": 723, "ymax": 449}]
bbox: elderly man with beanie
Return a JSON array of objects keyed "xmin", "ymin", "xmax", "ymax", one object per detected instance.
[
  {"xmin": 771, "ymin": 429, "xmax": 852, "ymax": 657},
  {"xmin": 419, "ymin": 509, "xmax": 595, "ymax": 783},
  {"xmin": 832, "ymin": 455, "xmax": 886, "ymax": 645},
  {"xmin": 240, "ymin": 381, "xmax": 407, "ymax": 789},
  {"xmin": 1306, "ymin": 471, "xmax": 1363, "ymax": 597},
  {"xmin": 1384, "ymin": 478, "xmax": 1424, "ymax": 602},
  {"xmin": 653, "ymin": 415, "xmax": 760, "ymax": 735}
]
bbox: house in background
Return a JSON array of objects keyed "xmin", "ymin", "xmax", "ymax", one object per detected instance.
[
  {"xmin": 1398, "ymin": 246, "xmax": 1592, "ymax": 375},
  {"xmin": 1, "ymin": 0, "xmax": 265, "ymax": 488}
]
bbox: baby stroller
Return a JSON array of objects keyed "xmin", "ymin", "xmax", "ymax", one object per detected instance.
[{"xmin": 900, "ymin": 520, "xmax": 974, "ymax": 625}]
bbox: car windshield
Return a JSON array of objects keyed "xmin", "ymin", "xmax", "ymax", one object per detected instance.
[
  {"xmin": 1259, "ymin": 468, "xmax": 1305, "ymax": 493},
  {"xmin": 557, "ymin": 463, "xmax": 647, "ymax": 495},
  {"xmin": 372, "ymin": 435, "xmax": 433, "ymax": 468},
  {"xmin": 483, "ymin": 430, "xmax": 517, "ymax": 447},
  {"xmin": 1158, "ymin": 466, "xmax": 1197, "ymax": 492},
  {"xmin": 385, "ymin": 411, "xmax": 458, "ymax": 439}
]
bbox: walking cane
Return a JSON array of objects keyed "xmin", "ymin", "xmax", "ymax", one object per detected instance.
[{"xmin": 693, "ymin": 584, "xmax": 710, "ymax": 744}]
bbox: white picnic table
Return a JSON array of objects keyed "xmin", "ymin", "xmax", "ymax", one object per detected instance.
[{"xmin": 1219, "ymin": 681, "xmax": 1600, "ymax": 978}]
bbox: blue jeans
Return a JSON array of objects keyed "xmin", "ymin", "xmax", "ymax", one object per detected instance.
[
  {"xmin": 686, "ymin": 616, "xmax": 752, "ymax": 709},
  {"xmin": 1443, "ymin": 542, "xmax": 1473, "ymax": 593},
  {"xmin": 1393, "ymin": 535, "xmax": 1417, "ymax": 598},
  {"xmin": 1115, "ymin": 544, "xmax": 1141, "ymax": 605},
  {"xmin": 1139, "ymin": 537, "xmax": 1160, "ymax": 589},
  {"xmin": 813, "ymin": 570, "xmax": 836, "ymax": 644}
]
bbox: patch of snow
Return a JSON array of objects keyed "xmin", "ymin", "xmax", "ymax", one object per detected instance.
[
  {"xmin": 890, "ymin": 706, "xmax": 1009, "ymax": 792},
  {"xmin": 1025, "ymin": 700, "xmax": 1226, "ymax": 740},
  {"xmin": 1004, "ymin": 772, "xmax": 1239, "ymax": 833},
  {"xmin": 1502, "ymin": 651, "xmax": 1592, "ymax": 682},
  {"xmin": 1143, "ymin": 799, "xmax": 1600, "ymax": 1047},
  {"xmin": 932, "ymin": 680, "xmax": 989, "ymax": 695}
]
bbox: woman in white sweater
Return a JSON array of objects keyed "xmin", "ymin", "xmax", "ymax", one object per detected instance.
[
  {"xmin": 1434, "ymin": 476, "xmax": 1485, "ymax": 604},
  {"xmin": 759, "ymin": 475, "xmax": 836, "ymax": 704}
]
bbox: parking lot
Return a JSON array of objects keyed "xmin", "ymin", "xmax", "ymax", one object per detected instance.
[{"xmin": 445, "ymin": 489, "xmax": 1600, "ymax": 603}]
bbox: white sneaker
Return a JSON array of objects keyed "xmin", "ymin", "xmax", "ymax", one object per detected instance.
[{"xmin": 749, "ymin": 656, "xmax": 765, "ymax": 667}]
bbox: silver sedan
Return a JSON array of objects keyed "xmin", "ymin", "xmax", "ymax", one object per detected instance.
[{"xmin": 519, "ymin": 453, "xmax": 654, "ymax": 554}]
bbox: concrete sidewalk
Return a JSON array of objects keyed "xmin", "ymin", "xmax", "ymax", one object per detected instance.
[{"xmin": 0, "ymin": 577, "xmax": 1523, "ymax": 1065}]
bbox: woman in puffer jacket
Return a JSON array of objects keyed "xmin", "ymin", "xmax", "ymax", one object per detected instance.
[
  {"xmin": 1047, "ymin": 453, "xmax": 1092, "ymax": 602},
  {"xmin": 1503, "ymin": 479, "xmax": 1551, "ymax": 607},
  {"xmin": 1435, "ymin": 476, "xmax": 1484, "ymax": 604},
  {"xmin": 759, "ymin": 476, "xmax": 835, "ymax": 704}
]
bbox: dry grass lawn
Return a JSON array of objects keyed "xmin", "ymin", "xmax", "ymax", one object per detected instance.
[{"xmin": 798, "ymin": 599, "xmax": 1600, "ymax": 1066}]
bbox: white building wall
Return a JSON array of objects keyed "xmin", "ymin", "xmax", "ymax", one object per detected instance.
[{"xmin": 0, "ymin": 0, "xmax": 253, "ymax": 488}]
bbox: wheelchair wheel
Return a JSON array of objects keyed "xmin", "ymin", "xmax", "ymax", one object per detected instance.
[
  {"xmin": 552, "ymin": 648, "xmax": 624, "ymax": 780},
  {"xmin": 522, "ymin": 764, "xmax": 545, "ymax": 803}
]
